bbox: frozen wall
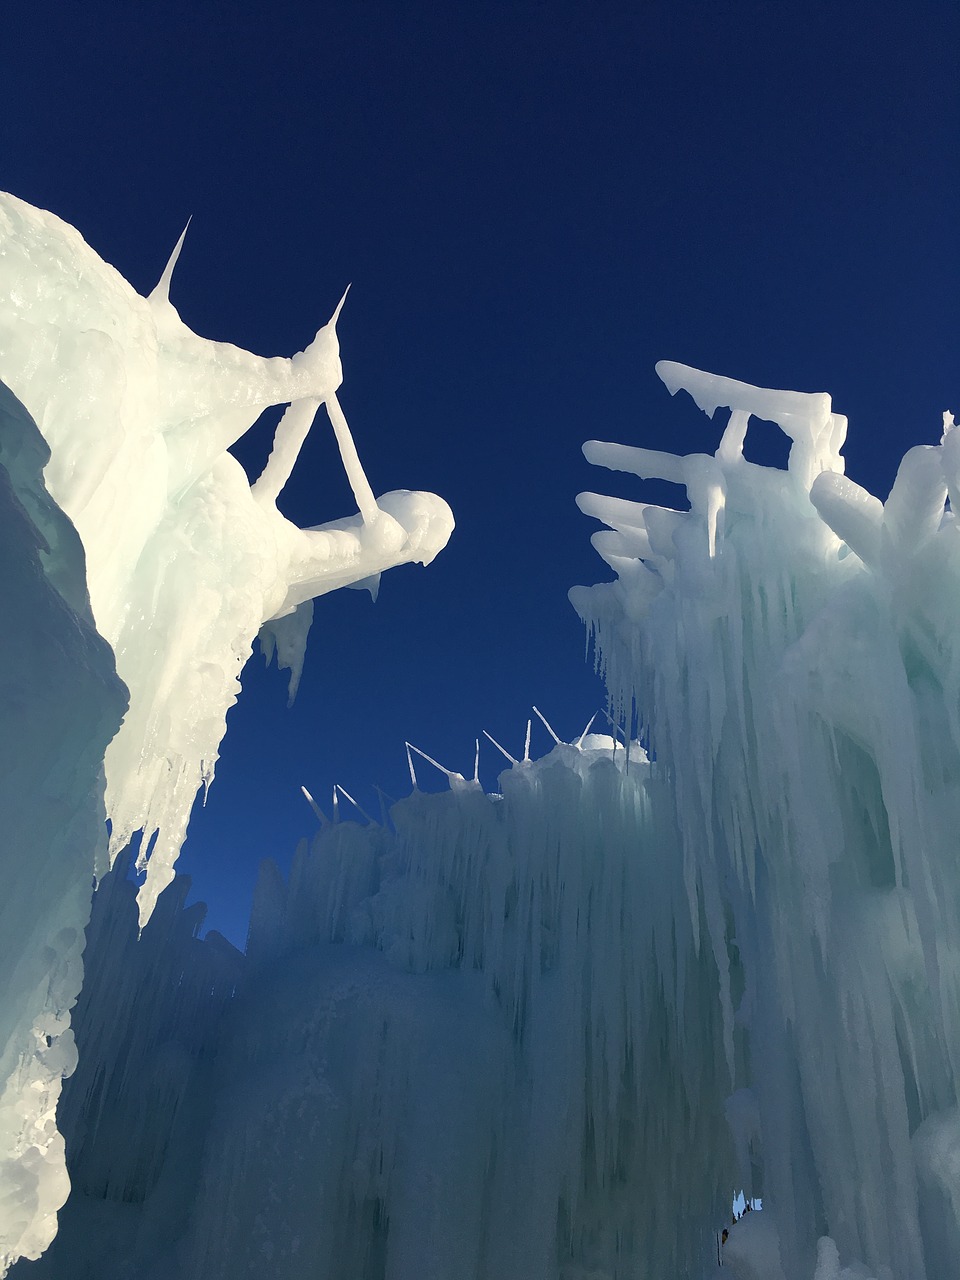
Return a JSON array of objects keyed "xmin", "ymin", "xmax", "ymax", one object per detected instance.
[
  {"xmin": 0, "ymin": 193, "xmax": 454, "ymax": 924},
  {"xmin": 18, "ymin": 850, "xmax": 242, "ymax": 1280},
  {"xmin": 0, "ymin": 383, "xmax": 127, "ymax": 1274},
  {"xmin": 17, "ymin": 737, "xmax": 734, "ymax": 1280},
  {"xmin": 572, "ymin": 363, "xmax": 960, "ymax": 1278}
]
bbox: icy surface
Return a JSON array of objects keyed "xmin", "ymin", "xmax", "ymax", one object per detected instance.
[
  {"xmin": 0, "ymin": 383, "xmax": 126, "ymax": 1274},
  {"xmin": 17, "ymin": 357, "xmax": 960, "ymax": 1278},
  {"xmin": 0, "ymin": 193, "xmax": 454, "ymax": 923},
  {"xmin": 573, "ymin": 363, "xmax": 960, "ymax": 1278},
  {"xmin": 20, "ymin": 736, "xmax": 736, "ymax": 1279}
]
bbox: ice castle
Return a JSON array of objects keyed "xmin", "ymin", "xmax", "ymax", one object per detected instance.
[{"xmin": 3, "ymin": 194, "xmax": 960, "ymax": 1279}]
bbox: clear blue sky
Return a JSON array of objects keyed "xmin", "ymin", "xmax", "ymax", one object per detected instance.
[{"xmin": 3, "ymin": 1, "xmax": 957, "ymax": 945}]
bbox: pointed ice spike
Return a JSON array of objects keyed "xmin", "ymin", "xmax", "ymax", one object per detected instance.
[
  {"xmin": 331, "ymin": 283, "xmax": 351, "ymax": 324},
  {"xmin": 148, "ymin": 217, "xmax": 192, "ymax": 305},
  {"xmin": 405, "ymin": 742, "xmax": 419, "ymax": 791},
  {"xmin": 300, "ymin": 785, "xmax": 328, "ymax": 826},
  {"xmin": 532, "ymin": 705, "xmax": 561, "ymax": 745},
  {"xmin": 346, "ymin": 572, "xmax": 381, "ymax": 601},
  {"xmin": 334, "ymin": 784, "xmax": 374, "ymax": 824},
  {"xmin": 325, "ymin": 390, "xmax": 379, "ymax": 522},
  {"xmin": 601, "ymin": 708, "xmax": 626, "ymax": 745},
  {"xmin": 523, "ymin": 719, "xmax": 531, "ymax": 762},
  {"xmin": 473, "ymin": 738, "xmax": 480, "ymax": 783},
  {"xmin": 374, "ymin": 785, "xmax": 394, "ymax": 827},
  {"xmin": 332, "ymin": 786, "xmax": 339, "ymax": 822},
  {"xmin": 406, "ymin": 743, "xmax": 464, "ymax": 787},
  {"xmin": 575, "ymin": 712, "xmax": 599, "ymax": 748},
  {"xmin": 482, "ymin": 729, "xmax": 518, "ymax": 766}
]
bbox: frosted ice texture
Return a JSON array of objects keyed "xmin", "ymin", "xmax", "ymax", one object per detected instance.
[
  {"xmin": 19, "ymin": 736, "xmax": 735, "ymax": 1280},
  {"xmin": 573, "ymin": 363, "xmax": 960, "ymax": 1278},
  {"xmin": 18, "ymin": 358, "xmax": 960, "ymax": 1279},
  {"xmin": 0, "ymin": 384, "xmax": 126, "ymax": 1274},
  {"xmin": 0, "ymin": 194, "xmax": 454, "ymax": 925}
]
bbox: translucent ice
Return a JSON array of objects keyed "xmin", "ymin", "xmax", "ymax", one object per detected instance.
[
  {"xmin": 28, "ymin": 733, "xmax": 733, "ymax": 1280},
  {"xmin": 0, "ymin": 194, "xmax": 454, "ymax": 923},
  {"xmin": 573, "ymin": 362, "xmax": 960, "ymax": 1278}
]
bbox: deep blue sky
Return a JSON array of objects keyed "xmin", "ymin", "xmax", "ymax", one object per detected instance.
[{"xmin": 3, "ymin": 2, "xmax": 957, "ymax": 945}]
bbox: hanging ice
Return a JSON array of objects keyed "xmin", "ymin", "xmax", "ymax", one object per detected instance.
[
  {"xmin": 0, "ymin": 194, "xmax": 454, "ymax": 923},
  {"xmin": 572, "ymin": 362, "xmax": 960, "ymax": 1278},
  {"xmin": 7, "ymin": 188, "xmax": 960, "ymax": 1277},
  {"xmin": 21, "ymin": 730, "xmax": 735, "ymax": 1280}
]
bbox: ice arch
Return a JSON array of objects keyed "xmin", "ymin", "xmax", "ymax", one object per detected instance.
[{"xmin": 0, "ymin": 194, "xmax": 454, "ymax": 923}]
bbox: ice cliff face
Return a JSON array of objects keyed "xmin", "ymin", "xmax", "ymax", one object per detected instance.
[
  {"xmin": 0, "ymin": 193, "xmax": 454, "ymax": 925},
  {"xmin": 0, "ymin": 383, "xmax": 127, "ymax": 1274}
]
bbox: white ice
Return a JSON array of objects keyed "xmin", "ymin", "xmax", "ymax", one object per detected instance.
[
  {"xmin": 6, "ymin": 191, "xmax": 960, "ymax": 1278},
  {"xmin": 0, "ymin": 193, "xmax": 454, "ymax": 924}
]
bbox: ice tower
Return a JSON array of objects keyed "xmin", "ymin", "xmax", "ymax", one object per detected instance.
[{"xmin": 0, "ymin": 194, "xmax": 452, "ymax": 1274}]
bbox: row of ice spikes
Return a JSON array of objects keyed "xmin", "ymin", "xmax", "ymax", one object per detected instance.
[{"xmin": 299, "ymin": 706, "xmax": 633, "ymax": 826}]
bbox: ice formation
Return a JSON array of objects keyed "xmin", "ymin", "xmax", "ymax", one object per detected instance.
[
  {"xmin": 0, "ymin": 384, "xmax": 126, "ymax": 1272},
  {"xmin": 0, "ymin": 193, "xmax": 454, "ymax": 923},
  {"xmin": 17, "ymin": 731, "xmax": 735, "ymax": 1280},
  {"xmin": 4, "ymin": 185, "xmax": 960, "ymax": 1276},
  {"xmin": 572, "ymin": 362, "xmax": 960, "ymax": 1277}
]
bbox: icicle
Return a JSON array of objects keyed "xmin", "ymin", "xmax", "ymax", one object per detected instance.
[
  {"xmin": 406, "ymin": 743, "xmax": 467, "ymax": 789},
  {"xmin": 301, "ymin": 785, "xmax": 328, "ymax": 826},
  {"xmin": 532, "ymin": 705, "xmax": 562, "ymax": 745},
  {"xmin": 334, "ymin": 783, "xmax": 374, "ymax": 824},
  {"xmin": 482, "ymin": 729, "xmax": 518, "ymax": 765},
  {"xmin": 575, "ymin": 712, "xmax": 598, "ymax": 748}
]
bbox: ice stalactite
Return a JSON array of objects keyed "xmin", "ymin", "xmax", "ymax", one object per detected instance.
[
  {"xmin": 0, "ymin": 383, "xmax": 127, "ymax": 1275},
  {"xmin": 0, "ymin": 193, "xmax": 454, "ymax": 925},
  {"xmin": 572, "ymin": 362, "xmax": 960, "ymax": 1279}
]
